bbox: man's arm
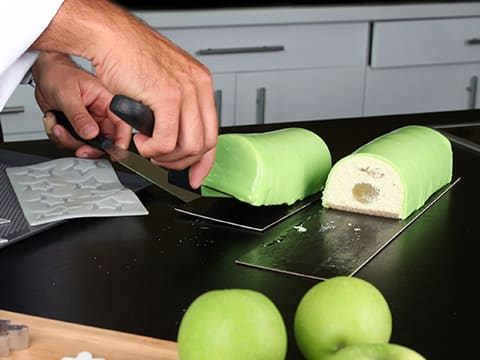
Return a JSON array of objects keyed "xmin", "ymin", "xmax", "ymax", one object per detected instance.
[{"xmin": 31, "ymin": 0, "xmax": 218, "ymax": 188}]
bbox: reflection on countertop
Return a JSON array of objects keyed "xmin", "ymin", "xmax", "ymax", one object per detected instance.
[{"xmin": 433, "ymin": 122, "xmax": 480, "ymax": 153}]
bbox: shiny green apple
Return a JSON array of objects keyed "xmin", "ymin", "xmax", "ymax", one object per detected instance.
[
  {"xmin": 294, "ymin": 276, "xmax": 392, "ymax": 360},
  {"xmin": 177, "ymin": 289, "xmax": 287, "ymax": 360},
  {"xmin": 327, "ymin": 343, "xmax": 426, "ymax": 360}
]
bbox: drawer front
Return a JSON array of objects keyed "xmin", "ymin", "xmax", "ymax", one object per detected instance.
[
  {"xmin": 157, "ymin": 23, "xmax": 369, "ymax": 72},
  {"xmin": 364, "ymin": 64, "xmax": 480, "ymax": 116},
  {"xmin": 371, "ymin": 17, "xmax": 480, "ymax": 68}
]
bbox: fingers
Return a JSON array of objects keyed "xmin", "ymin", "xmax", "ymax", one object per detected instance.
[
  {"xmin": 111, "ymin": 118, "xmax": 132, "ymax": 151},
  {"xmin": 60, "ymin": 92, "xmax": 102, "ymax": 141},
  {"xmin": 188, "ymin": 147, "xmax": 217, "ymax": 189},
  {"xmin": 95, "ymin": 109, "xmax": 132, "ymax": 151},
  {"xmin": 133, "ymin": 88, "xmax": 181, "ymax": 159},
  {"xmin": 43, "ymin": 104, "xmax": 103, "ymax": 158},
  {"xmin": 132, "ymin": 68, "xmax": 219, "ymax": 188},
  {"xmin": 33, "ymin": 52, "xmax": 133, "ymax": 159},
  {"xmin": 136, "ymin": 84, "xmax": 204, "ymax": 163},
  {"xmin": 43, "ymin": 112, "xmax": 104, "ymax": 158},
  {"xmin": 150, "ymin": 147, "xmax": 216, "ymax": 190},
  {"xmin": 195, "ymin": 71, "xmax": 220, "ymax": 163}
]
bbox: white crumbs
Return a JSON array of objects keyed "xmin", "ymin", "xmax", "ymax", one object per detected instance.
[{"xmin": 293, "ymin": 225, "xmax": 307, "ymax": 232}]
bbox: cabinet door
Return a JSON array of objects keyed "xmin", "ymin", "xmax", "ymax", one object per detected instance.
[
  {"xmin": 211, "ymin": 73, "xmax": 235, "ymax": 128},
  {"xmin": 235, "ymin": 67, "xmax": 365, "ymax": 125},
  {"xmin": 364, "ymin": 63, "xmax": 480, "ymax": 117},
  {"xmin": 1, "ymin": 86, "xmax": 45, "ymax": 142}
]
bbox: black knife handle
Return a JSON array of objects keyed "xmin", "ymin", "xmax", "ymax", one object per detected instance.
[
  {"xmin": 51, "ymin": 110, "xmax": 114, "ymax": 151},
  {"xmin": 110, "ymin": 95, "xmax": 154, "ymax": 136}
]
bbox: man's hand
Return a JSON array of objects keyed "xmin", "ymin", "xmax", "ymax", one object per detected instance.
[
  {"xmin": 90, "ymin": 10, "xmax": 219, "ymax": 189},
  {"xmin": 31, "ymin": 0, "xmax": 219, "ymax": 189},
  {"xmin": 31, "ymin": 52, "xmax": 132, "ymax": 159}
]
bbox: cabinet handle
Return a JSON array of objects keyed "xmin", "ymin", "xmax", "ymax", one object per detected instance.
[
  {"xmin": 197, "ymin": 45, "xmax": 285, "ymax": 56},
  {"xmin": 0, "ymin": 106, "xmax": 25, "ymax": 115},
  {"xmin": 465, "ymin": 38, "xmax": 480, "ymax": 45},
  {"xmin": 256, "ymin": 87, "xmax": 266, "ymax": 125},
  {"xmin": 466, "ymin": 75, "xmax": 478, "ymax": 109},
  {"xmin": 214, "ymin": 89, "xmax": 222, "ymax": 125}
]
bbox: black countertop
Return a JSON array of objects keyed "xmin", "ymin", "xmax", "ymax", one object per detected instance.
[{"xmin": 1, "ymin": 110, "xmax": 479, "ymax": 359}]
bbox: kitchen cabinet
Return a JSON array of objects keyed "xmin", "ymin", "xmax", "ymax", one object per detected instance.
[
  {"xmin": 159, "ymin": 22, "xmax": 369, "ymax": 126},
  {"xmin": 365, "ymin": 17, "xmax": 480, "ymax": 116},
  {"xmin": 0, "ymin": 57, "xmax": 92, "ymax": 142},
  {"xmin": 1, "ymin": 85, "xmax": 43, "ymax": 142}
]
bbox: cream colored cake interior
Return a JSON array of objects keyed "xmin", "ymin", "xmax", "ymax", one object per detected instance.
[{"xmin": 323, "ymin": 155, "xmax": 404, "ymax": 218}]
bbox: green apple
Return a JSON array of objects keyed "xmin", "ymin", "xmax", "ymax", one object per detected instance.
[
  {"xmin": 177, "ymin": 289, "xmax": 287, "ymax": 360},
  {"xmin": 327, "ymin": 343, "xmax": 426, "ymax": 360},
  {"xmin": 294, "ymin": 276, "xmax": 392, "ymax": 360}
]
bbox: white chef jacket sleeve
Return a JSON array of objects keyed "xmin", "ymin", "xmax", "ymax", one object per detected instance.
[{"xmin": 0, "ymin": 0, "xmax": 64, "ymax": 110}]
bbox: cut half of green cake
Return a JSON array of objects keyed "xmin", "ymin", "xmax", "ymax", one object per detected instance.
[
  {"xmin": 322, "ymin": 125, "xmax": 453, "ymax": 219},
  {"xmin": 201, "ymin": 128, "xmax": 332, "ymax": 206}
]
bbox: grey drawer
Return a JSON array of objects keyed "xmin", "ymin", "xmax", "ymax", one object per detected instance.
[
  {"xmin": 157, "ymin": 22, "xmax": 369, "ymax": 72},
  {"xmin": 371, "ymin": 17, "xmax": 480, "ymax": 68}
]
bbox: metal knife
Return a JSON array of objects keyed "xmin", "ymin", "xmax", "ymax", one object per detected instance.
[{"xmin": 51, "ymin": 96, "xmax": 200, "ymax": 203}]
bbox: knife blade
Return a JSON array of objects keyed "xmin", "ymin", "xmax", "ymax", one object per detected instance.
[{"xmin": 51, "ymin": 108, "xmax": 200, "ymax": 203}]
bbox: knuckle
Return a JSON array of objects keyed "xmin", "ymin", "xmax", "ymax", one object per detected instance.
[
  {"xmin": 184, "ymin": 62, "xmax": 213, "ymax": 88},
  {"xmin": 69, "ymin": 112, "xmax": 92, "ymax": 131},
  {"xmin": 186, "ymin": 141, "xmax": 204, "ymax": 157},
  {"xmin": 158, "ymin": 139, "xmax": 177, "ymax": 154},
  {"xmin": 205, "ymin": 136, "xmax": 218, "ymax": 151},
  {"xmin": 164, "ymin": 84, "xmax": 182, "ymax": 103},
  {"xmin": 181, "ymin": 81, "xmax": 196, "ymax": 97},
  {"xmin": 195, "ymin": 70, "xmax": 214, "ymax": 91},
  {"xmin": 204, "ymin": 129, "xmax": 218, "ymax": 151}
]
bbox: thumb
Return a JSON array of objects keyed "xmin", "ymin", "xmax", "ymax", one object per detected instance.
[{"xmin": 62, "ymin": 106, "xmax": 100, "ymax": 140}]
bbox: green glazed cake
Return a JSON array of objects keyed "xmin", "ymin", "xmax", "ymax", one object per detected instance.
[
  {"xmin": 201, "ymin": 128, "xmax": 332, "ymax": 206},
  {"xmin": 322, "ymin": 125, "xmax": 453, "ymax": 219}
]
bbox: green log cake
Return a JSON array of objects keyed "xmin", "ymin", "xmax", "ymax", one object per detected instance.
[
  {"xmin": 201, "ymin": 128, "xmax": 332, "ymax": 206},
  {"xmin": 322, "ymin": 125, "xmax": 453, "ymax": 219}
]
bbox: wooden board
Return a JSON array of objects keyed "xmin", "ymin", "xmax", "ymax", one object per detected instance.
[{"xmin": 0, "ymin": 310, "xmax": 178, "ymax": 359}]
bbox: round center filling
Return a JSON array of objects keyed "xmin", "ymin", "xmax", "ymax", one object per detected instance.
[{"xmin": 352, "ymin": 182, "xmax": 380, "ymax": 204}]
